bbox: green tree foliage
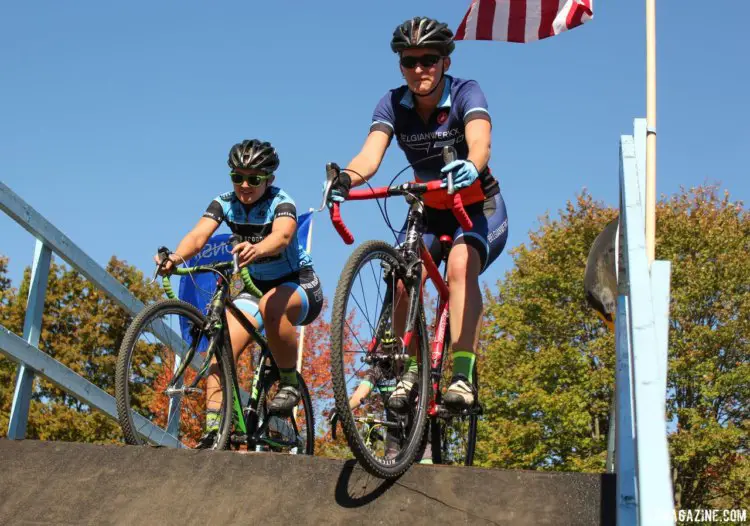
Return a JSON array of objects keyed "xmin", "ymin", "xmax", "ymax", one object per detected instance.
[
  {"xmin": 477, "ymin": 192, "xmax": 617, "ymax": 472},
  {"xmin": 0, "ymin": 255, "xmax": 163, "ymax": 442},
  {"xmin": 476, "ymin": 186, "xmax": 748, "ymax": 508},
  {"xmin": 657, "ymin": 187, "xmax": 749, "ymax": 509}
]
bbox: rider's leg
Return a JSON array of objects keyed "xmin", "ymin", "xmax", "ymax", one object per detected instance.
[
  {"xmin": 202, "ymin": 297, "xmax": 260, "ymax": 438},
  {"xmin": 261, "ymin": 269, "xmax": 323, "ymax": 413},
  {"xmin": 259, "ymin": 285, "xmax": 302, "ymax": 407},
  {"xmin": 388, "ymin": 269, "xmax": 428, "ymax": 412},
  {"xmin": 444, "ymin": 193, "xmax": 509, "ymax": 410},
  {"xmin": 442, "ymin": 240, "xmax": 483, "ymax": 410}
]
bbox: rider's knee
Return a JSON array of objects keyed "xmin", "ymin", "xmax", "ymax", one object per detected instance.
[{"xmin": 446, "ymin": 244, "xmax": 481, "ymax": 285}]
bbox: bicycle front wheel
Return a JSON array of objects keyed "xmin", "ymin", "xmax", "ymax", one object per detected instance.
[
  {"xmin": 115, "ymin": 299, "xmax": 233, "ymax": 449},
  {"xmin": 330, "ymin": 240, "xmax": 430, "ymax": 479}
]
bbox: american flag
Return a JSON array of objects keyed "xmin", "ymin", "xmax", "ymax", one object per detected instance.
[{"xmin": 455, "ymin": 0, "xmax": 593, "ymax": 43}]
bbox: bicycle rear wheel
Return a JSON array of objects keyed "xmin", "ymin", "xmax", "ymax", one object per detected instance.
[
  {"xmin": 254, "ymin": 370, "xmax": 315, "ymax": 455},
  {"xmin": 330, "ymin": 240, "xmax": 430, "ymax": 479},
  {"xmin": 115, "ymin": 299, "xmax": 233, "ymax": 449}
]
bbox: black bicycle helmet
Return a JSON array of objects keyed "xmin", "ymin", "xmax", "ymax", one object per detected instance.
[
  {"xmin": 227, "ymin": 139, "xmax": 279, "ymax": 174},
  {"xmin": 390, "ymin": 16, "xmax": 455, "ymax": 56}
]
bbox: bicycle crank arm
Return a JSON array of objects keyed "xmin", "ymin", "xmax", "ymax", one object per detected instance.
[{"xmin": 354, "ymin": 417, "xmax": 400, "ymax": 428}]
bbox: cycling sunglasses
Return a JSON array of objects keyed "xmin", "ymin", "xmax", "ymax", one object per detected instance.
[
  {"xmin": 399, "ymin": 54, "xmax": 442, "ymax": 69},
  {"xmin": 230, "ymin": 172, "xmax": 271, "ymax": 186}
]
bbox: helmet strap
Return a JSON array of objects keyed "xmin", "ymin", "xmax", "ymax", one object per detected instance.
[{"xmin": 412, "ymin": 61, "xmax": 445, "ymax": 101}]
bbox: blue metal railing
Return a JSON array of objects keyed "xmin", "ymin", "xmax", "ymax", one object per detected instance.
[{"xmin": 0, "ymin": 182, "xmax": 214, "ymax": 447}]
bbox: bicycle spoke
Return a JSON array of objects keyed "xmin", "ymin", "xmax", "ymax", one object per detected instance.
[
  {"xmin": 368, "ymin": 260, "xmax": 385, "ymax": 316},
  {"xmin": 356, "ymin": 273, "xmax": 372, "ymax": 333}
]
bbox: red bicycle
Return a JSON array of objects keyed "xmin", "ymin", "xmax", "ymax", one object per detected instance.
[{"xmin": 324, "ymin": 147, "xmax": 481, "ymax": 479}]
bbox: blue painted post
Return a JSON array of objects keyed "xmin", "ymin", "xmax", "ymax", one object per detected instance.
[
  {"xmin": 622, "ymin": 128, "xmax": 675, "ymax": 525},
  {"xmin": 634, "ymin": 119, "xmax": 648, "ymax": 209},
  {"xmin": 7, "ymin": 239, "xmax": 52, "ymax": 439},
  {"xmin": 605, "ymin": 400, "xmax": 616, "ymax": 472},
  {"xmin": 650, "ymin": 261, "xmax": 671, "ymax": 413},
  {"xmin": 616, "ymin": 296, "xmax": 638, "ymax": 525}
]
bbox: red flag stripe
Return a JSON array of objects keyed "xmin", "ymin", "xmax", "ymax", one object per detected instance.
[
  {"xmin": 477, "ymin": 0, "xmax": 496, "ymax": 40},
  {"xmin": 507, "ymin": 0, "xmax": 527, "ymax": 43},
  {"xmin": 539, "ymin": 0, "xmax": 562, "ymax": 40}
]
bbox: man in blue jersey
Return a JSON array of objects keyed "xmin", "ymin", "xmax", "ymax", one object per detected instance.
[
  {"xmin": 157, "ymin": 139, "xmax": 323, "ymax": 446},
  {"xmin": 328, "ymin": 17, "xmax": 509, "ymax": 412}
]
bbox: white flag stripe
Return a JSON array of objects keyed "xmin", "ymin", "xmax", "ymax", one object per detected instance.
[
  {"xmin": 524, "ymin": 0, "xmax": 543, "ymax": 43},
  {"xmin": 493, "ymin": 0, "xmax": 511, "ymax": 42},
  {"xmin": 553, "ymin": 0, "xmax": 568, "ymax": 36},
  {"xmin": 464, "ymin": 1, "xmax": 480, "ymax": 40}
]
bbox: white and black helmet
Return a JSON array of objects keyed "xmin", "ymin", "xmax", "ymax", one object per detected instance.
[
  {"xmin": 390, "ymin": 17, "xmax": 455, "ymax": 56},
  {"xmin": 227, "ymin": 139, "xmax": 279, "ymax": 174}
]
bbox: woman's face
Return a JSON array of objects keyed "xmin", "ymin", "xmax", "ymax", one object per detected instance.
[
  {"xmin": 399, "ymin": 48, "xmax": 450, "ymax": 96},
  {"xmin": 230, "ymin": 168, "xmax": 274, "ymax": 205}
]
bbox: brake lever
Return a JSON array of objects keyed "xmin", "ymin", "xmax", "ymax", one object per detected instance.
[
  {"xmin": 442, "ymin": 146, "xmax": 458, "ymax": 195},
  {"xmin": 316, "ymin": 162, "xmax": 341, "ymax": 212}
]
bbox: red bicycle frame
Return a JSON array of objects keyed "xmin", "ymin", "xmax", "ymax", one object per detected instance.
[{"xmin": 329, "ymin": 181, "xmax": 471, "ymax": 417}]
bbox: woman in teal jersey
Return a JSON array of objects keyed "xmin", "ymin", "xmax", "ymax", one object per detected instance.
[{"xmin": 157, "ymin": 139, "xmax": 322, "ymax": 446}]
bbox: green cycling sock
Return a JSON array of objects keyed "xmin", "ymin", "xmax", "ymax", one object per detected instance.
[
  {"xmin": 404, "ymin": 357, "xmax": 418, "ymax": 375},
  {"xmin": 278, "ymin": 367, "xmax": 299, "ymax": 387},
  {"xmin": 205, "ymin": 410, "xmax": 221, "ymax": 432},
  {"xmin": 452, "ymin": 349, "xmax": 476, "ymax": 384}
]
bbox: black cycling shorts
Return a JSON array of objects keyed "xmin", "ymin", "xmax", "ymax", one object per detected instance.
[
  {"xmin": 234, "ymin": 267, "xmax": 323, "ymax": 328},
  {"xmin": 396, "ymin": 192, "xmax": 509, "ymax": 273}
]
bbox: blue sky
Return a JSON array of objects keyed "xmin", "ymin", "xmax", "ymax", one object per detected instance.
[{"xmin": 2, "ymin": 1, "xmax": 748, "ymax": 306}]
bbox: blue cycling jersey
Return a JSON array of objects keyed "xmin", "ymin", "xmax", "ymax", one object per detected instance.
[
  {"xmin": 203, "ymin": 187, "xmax": 313, "ymax": 281},
  {"xmin": 370, "ymin": 75, "xmax": 499, "ymax": 209}
]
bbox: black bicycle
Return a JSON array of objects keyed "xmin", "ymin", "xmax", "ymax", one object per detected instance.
[
  {"xmin": 324, "ymin": 147, "xmax": 482, "ymax": 479},
  {"xmin": 115, "ymin": 242, "xmax": 314, "ymax": 453}
]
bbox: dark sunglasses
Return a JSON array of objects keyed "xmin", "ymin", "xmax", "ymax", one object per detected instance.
[
  {"xmin": 230, "ymin": 172, "xmax": 271, "ymax": 186},
  {"xmin": 400, "ymin": 54, "xmax": 442, "ymax": 69}
]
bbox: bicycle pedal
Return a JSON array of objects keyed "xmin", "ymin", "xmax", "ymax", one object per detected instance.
[
  {"xmin": 435, "ymin": 405, "xmax": 481, "ymax": 419},
  {"xmin": 230, "ymin": 433, "xmax": 248, "ymax": 445}
]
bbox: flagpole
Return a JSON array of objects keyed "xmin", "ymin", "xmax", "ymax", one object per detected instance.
[
  {"xmin": 645, "ymin": 0, "xmax": 657, "ymax": 265},
  {"xmin": 295, "ymin": 209, "xmax": 315, "ymax": 374}
]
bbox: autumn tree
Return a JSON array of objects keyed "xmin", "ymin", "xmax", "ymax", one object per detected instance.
[
  {"xmin": 0, "ymin": 255, "xmax": 163, "ymax": 442},
  {"xmin": 301, "ymin": 302, "xmax": 359, "ymax": 458}
]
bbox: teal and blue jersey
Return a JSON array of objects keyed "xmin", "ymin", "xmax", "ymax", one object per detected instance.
[{"xmin": 203, "ymin": 187, "xmax": 313, "ymax": 281}]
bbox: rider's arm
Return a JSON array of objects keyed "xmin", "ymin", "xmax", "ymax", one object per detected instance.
[
  {"xmin": 349, "ymin": 381, "xmax": 374, "ymax": 409},
  {"xmin": 458, "ymin": 80, "xmax": 492, "ymax": 173},
  {"xmin": 172, "ymin": 217, "xmax": 220, "ymax": 262},
  {"xmin": 465, "ymin": 118, "xmax": 491, "ymax": 173},
  {"xmin": 343, "ymin": 131, "xmax": 391, "ymax": 186},
  {"xmin": 252, "ymin": 215, "xmax": 296, "ymax": 258}
]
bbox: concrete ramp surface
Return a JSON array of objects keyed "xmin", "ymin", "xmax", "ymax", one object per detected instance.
[{"xmin": 0, "ymin": 440, "xmax": 615, "ymax": 525}]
